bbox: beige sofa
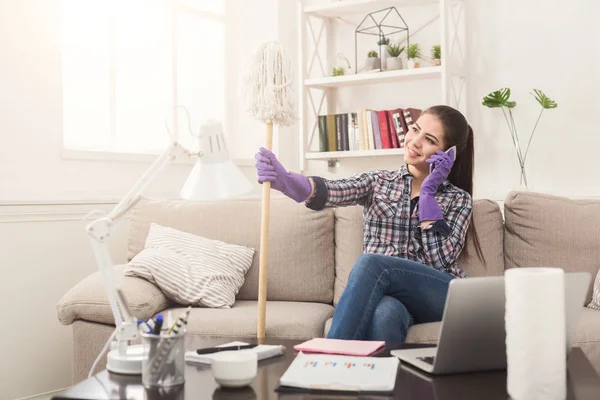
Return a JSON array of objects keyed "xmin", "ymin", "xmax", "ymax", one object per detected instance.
[{"xmin": 57, "ymin": 191, "xmax": 600, "ymax": 383}]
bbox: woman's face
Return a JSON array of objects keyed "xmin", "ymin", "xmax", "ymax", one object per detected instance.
[{"xmin": 403, "ymin": 113, "xmax": 447, "ymax": 170}]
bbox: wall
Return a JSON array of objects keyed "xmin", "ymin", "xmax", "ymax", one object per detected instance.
[
  {"xmin": 0, "ymin": 0, "xmax": 269, "ymax": 204},
  {"xmin": 0, "ymin": 202, "xmax": 128, "ymax": 400},
  {"xmin": 0, "ymin": 0, "xmax": 278, "ymax": 398},
  {"xmin": 295, "ymin": 0, "xmax": 600, "ymax": 201}
]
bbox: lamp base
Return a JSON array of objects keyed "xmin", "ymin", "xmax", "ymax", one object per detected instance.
[{"xmin": 106, "ymin": 344, "xmax": 145, "ymax": 375}]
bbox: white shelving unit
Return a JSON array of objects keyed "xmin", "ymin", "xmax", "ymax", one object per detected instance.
[
  {"xmin": 306, "ymin": 147, "xmax": 406, "ymax": 160},
  {"xmin": 304, "ymin": 65, "xmax": 441, "ymax": 88},
  {"xmin": 297, "ymin": 0, "xmax": 467, "ymax": 171}
]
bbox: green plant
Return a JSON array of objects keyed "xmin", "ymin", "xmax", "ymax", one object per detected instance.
[
  {"xmin": 431, "ymin": 45, "xmax": 441, "ymax": 60},
  {"xmin": 387, "ymin": 44, "xmax": 405, "ymax": 57},
  {"xmin": 367, "ymin": 50, "xmax": 378, "ymax": 58},
  {"xmin": 482, "ymin": 88, "xmax": 558, "ymax": 188},
  {"xmin": 407, "ymin": 43, "xmax": 421, "ymax": 59},
  {"xmin": 332, "ymin": 67, "xmax": 344, "ymax": 76},
  {"xmin": 377, "ymin": 36, "xmax": 390, "ymax": 46}
]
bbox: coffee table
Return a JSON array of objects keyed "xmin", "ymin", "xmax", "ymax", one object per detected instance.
[{"xmin": 54, "ymin": 336, "xmax": 600, "ymax": 400}]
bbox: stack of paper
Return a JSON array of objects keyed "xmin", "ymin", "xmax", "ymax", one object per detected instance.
[
  {"xmin": 279, "ymin": 352, "xmax": 399, "ymax": 393},
  {"xmin": 185, "ymin": 341, "xmax": 285, "ymax": 364},
  {"xmin": 293, "ymin": 338, "xmax": 385, "ymax": 356}
]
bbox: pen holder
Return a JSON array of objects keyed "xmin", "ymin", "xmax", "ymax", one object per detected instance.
[{"xmin": 141, "ymin": 331, "xmax": 185, "ymax": 388}]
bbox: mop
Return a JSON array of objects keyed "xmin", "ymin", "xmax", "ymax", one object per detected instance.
[{"xmin": 242, "ymin": 41, "xmax": 296, "ymax": 339}]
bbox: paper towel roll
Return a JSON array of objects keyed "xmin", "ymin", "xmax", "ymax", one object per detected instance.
[{"xmin": 505, "ymin": 267, "xmax": 566, "ymax": 400}]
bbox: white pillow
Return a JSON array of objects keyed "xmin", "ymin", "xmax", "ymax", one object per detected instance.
[
  {"xmin": 124, "ymin": 223, "xmax": 255, "ymax": 308},
  {"xmin": 589, "ymin": 268, "xmax": 600, "ymax": 310}
]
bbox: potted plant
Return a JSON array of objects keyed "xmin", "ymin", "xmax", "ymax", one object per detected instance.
[
  {"xmin": 364, "ymin": 50, "xmax": 380, "ymax": 71},
  {"xmin": 407, "ymin": 43, "xmax": 421, "ymax": 68},
  {"xmin": 481, "ymin": 88, "xmax": 558, "ymax": 189},
  {"xmin": 386, "ymin": 43, "xmax": 404, "ymax": 70},
  {"xmin": 431, "ymin": 45, "xmax": 441, "ymax": 66},
  {"xmin": 332, "ymin": 67, "xmax": 344, "ymax": 76},
  {"xmin": 377, "ymin": 36, "xmax": 390, "ymax": 70}
]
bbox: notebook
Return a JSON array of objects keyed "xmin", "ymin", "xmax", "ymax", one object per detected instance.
[
  {"xmin": 184, "ymin": 341, "xmax": 285, "ymax": 364},
  {"xmin": 279, "ymin": 352, "xmax": 399, "ymax": 393},
  {"xmin": 293, "ymin": 338, "xmax": 385, "ymax": 356}
]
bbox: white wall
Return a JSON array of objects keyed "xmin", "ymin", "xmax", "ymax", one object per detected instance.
[
  {"xmin": 0, "ymin": 0, "xmax": 268, "ymax": 204},
  {"xmin": 0, "ymin": 203, "xmax": 128, "ymax": 400},
  {"xmin": 0, "ymin": 0, "xmax": 280, "ymax": 398}
]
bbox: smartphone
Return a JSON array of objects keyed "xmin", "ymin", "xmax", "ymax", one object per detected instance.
[{"xmin": 430, "ymin": 145, "xmax": 457, "ymax": 173}]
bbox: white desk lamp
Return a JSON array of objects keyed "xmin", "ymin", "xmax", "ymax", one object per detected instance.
[{"xmin": 85, "ymin": 114, "xmax": 253, "ymax": 375}]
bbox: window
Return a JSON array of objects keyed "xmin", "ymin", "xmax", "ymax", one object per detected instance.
[{"xmin": 61, "ymin": 0, "xmax": 226, "ymax": 155}]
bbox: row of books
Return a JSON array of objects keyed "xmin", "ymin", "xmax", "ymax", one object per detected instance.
[{"xmin": 317, "ymin": 107, "xmax": 422, "ymax": 152}]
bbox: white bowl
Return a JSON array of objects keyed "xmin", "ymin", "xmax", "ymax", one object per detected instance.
[{"xmin": 211, "ymin": 351, "xmax": 258, "ymax": 388}]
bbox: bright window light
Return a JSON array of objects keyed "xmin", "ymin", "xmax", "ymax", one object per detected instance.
[{"xmin": 61, "ymin": 0, "xmax": 226, "ymax": 155}]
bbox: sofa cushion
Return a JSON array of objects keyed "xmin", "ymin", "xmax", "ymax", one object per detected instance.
[
  {"xmin": 504, "ymin": 191, "xmax": 600, "ymax": 303},
  {"xmin": 57, "ymin": 264, "xmax": 173, "ymax": 325},
  {"xmin": 125, "ymin": 223, "xmax": 255, "ymax": 308},
  {"xmin": 129, "ymin": 197, "xmax": 335, "ymax": 304},
  {"xmin": 333, "ymin": 200, "xmax": 505, "ymax": 305},
  {"xmin": 176, "ymin": 300, "xmax": 334, "ymax": 339},
  {"xmin": 333, "ymin": 206, "xmax": 364, "ymax": 306},
  {"xmin": 457, "ymin": 199, "xmax": 505, "ymax": 278}
]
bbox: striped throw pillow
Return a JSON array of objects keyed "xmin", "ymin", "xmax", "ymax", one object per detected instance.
[
  {"xmin": 589, "ymin": 269, "xmax": 600, "ymax": 310},
  {"xmin": 124, "ymin": 223, "xmax": 255, "ymax": 308}
]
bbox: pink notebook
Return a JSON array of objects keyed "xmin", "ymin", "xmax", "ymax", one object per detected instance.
[{"xmin": 293, "ymin": 338, "xmax": 385, "ymax": 356}]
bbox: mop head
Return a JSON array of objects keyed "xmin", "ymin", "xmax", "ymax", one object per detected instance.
[{"xmin": 242, "ymin": 41, "xmax": 297, "ymax": 127}]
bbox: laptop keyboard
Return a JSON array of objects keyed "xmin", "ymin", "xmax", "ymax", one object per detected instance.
[{"xmin": 417, "ymin": 356, "xmax": 436, "ymax": 365}]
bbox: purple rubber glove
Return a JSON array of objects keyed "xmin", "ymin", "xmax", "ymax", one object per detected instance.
[
  {"xmin": 255, "ymin": 147, "xmax": 312, "ymax": 203},
  {"xmin": 419, "ymin": 148, "xmax": 456, "ymax": 222}
]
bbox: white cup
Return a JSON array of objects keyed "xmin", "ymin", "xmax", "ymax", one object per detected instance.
[{"xmin": 211, "ymin": 351, "xmax": 258, "ymax": 388}]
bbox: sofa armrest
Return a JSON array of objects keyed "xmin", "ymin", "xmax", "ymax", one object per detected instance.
[{"xmin": 57, "ymin": 264, "xmax": 173, "ymax": 325}]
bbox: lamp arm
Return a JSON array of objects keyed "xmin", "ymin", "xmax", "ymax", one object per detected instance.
[{"xmin": 85, "ymin": 141, "xmax": 195, "ymax": 351}]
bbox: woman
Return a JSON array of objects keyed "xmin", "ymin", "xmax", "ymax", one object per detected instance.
[{"xmin": 255, "ymin": 105, "xmax": 483, "ymax": 343}]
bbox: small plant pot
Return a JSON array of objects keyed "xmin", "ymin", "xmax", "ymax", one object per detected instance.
[
  {"xmin": 364, "ymin": 57, "xmax": 381, "ymax": 71},
  {"xmin": 407, "ymin": 59, "xmax": 421, "ymax": 69},
  {"xmin": 379, "ymin": 45, "xmax": 388, "ymax": 70},
  {"xmin": 433, "ymin": 59, "xmax": 441, "ymax": 66},
  {"xmin": 386, "ymin": 57, "xmax": 403, "ymax": 70}
]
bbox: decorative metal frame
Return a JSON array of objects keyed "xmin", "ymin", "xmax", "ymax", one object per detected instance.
[{"xmin": 355, "ymin": 7, "xmax": 409, "ymax": 74}]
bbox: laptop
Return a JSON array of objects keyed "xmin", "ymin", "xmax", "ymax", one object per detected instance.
[{"xmin": 390, "ymin": 272, "xmax": 591, "ymax": 375}]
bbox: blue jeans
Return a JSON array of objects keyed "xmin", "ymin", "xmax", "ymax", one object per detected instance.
[{"xmin": 327, "ymin": 254, "xmax": 454, "ymax": 342}]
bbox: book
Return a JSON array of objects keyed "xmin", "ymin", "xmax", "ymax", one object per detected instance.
[
  {"xmin": 326, "ymin": 114, "xmax": 336, "ymax": 152},
  {"xmin": 385, "ymin": 110, "xmax": 400, "ymax": 148},
  {"xmin": 293, "ymin": 338, "xmax": 385, "ymax": 356},
  {"xmin": 403, "ymin": 108, "xmax": 422, "ymax": 128},
  {"xmin": 370, "ymin": 110, "xmax": 382, "ymax": 149},
  {"xmin": 185, "ymin": 341, "xmax": 285, "ymax": 364},
  {"xmin": 335, "ymin": 114, "xmax": 343, "ymax": 151},
  {"xmin": 377, "ymin": 110, "xmax": 393, "ymax": 149},
  {"xmin": 279, "ymin": 352, "xmax": 399, "ymax": 393},
  {"xmin": 318, "ymin": 115, "xmax": 328, "ymax": 152},
  {"xmin": 388, "ymin": 108, "xmax": 406, "ymax": 148}
]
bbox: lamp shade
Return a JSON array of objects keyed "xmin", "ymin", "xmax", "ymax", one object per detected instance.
[
  {"xmin": 180, "ymin": 158, "xmax": 253, "ymax": 201},
  {"xmin": 180, "ymin": 121, "xmax": 254, "ymax": 201}
]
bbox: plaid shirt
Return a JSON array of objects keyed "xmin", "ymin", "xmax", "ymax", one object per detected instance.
[{"xmin": 307, "ymin": 164, "xmax": 472, "ymax": 278}]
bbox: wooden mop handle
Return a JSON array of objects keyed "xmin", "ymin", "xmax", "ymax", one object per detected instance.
[{"xmin": 257, "ymin": 122, "xmax": 273, "ymax": 340}]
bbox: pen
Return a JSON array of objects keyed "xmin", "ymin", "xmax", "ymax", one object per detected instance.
[
  {"xmin": 196, "ymin": 344, "xmax": 258, "ymax": 355},
  {"xmin": 153, "ymin": 315, "xmax": 163, "ymax": 335}
]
